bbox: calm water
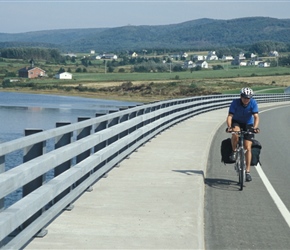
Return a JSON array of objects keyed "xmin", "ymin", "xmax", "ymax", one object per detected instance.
[
  {"xmin": 0, "ymin": 92, "xmax": 140, "ymax": 142},
  {"xmin": 0, "ymin": 92, "xmax": 140, "ymax": 207}
]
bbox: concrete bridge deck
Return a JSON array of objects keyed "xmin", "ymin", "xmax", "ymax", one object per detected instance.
[{"xmin": 25, "ymin": 107, "xmax": 227, "ymax": 250}]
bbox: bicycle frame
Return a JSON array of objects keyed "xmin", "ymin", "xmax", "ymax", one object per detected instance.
[
  {"xmin": 234, "ymin": 131, "xmax": 247, "ymax": 190},
  {"xmin": 229, "ymin": 129, "xmax": 254, "ymax": 190}
]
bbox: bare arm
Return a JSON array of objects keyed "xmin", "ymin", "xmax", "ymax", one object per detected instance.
[
  {"xmin": 226, "ymin": 113, "xmax": 233, "ymax": 128},
  {"xmin": 253, "ymin": 113, "xmax": 259, "ymax": 130}
]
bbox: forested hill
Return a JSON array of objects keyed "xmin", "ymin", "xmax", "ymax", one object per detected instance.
[{"xmin": 1, "ymin": 17, "xmax": 290, "ymax": 52}]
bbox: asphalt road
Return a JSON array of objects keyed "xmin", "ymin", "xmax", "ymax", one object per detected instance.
[{"xmin": 205, "ymin": 104, "xmax": 290, "ymax": 250}]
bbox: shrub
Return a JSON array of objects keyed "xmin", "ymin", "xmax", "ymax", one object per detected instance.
[
  {"xmin": 212, "ymin": 65, "xmax": 224, "ymax": 70},
  {"xmin": 168, "ymin": 82, "xmax": 177, "ymax": 86},
  {"xmin": 121, "ymin": 81, "xmax": 133, "ymax": 88},
  {"xmin": 5, "ymin": 72, "xmax": 16, "ymax": 77}
]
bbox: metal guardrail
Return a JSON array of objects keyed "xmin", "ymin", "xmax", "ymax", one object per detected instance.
[{"xmin": 0, "ymin": 94, "xmax": 289, "ymax": 249}]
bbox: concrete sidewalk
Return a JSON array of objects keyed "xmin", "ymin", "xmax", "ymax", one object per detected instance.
[{"xmin": 25, "ymin": 107, "xmax": 227, "ymax": 250}]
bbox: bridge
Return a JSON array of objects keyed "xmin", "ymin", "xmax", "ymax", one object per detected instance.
[{"xmin": 0, "ymin": 94, "xmax": 289, "ymax": 249}]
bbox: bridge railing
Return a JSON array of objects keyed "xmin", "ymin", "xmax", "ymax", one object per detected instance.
[{"xmin": 0, "ymin": 94, "xmax": 289, "ymax": 249}]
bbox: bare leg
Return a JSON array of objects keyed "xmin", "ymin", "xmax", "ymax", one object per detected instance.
[
  {"xmin": 231, "ymin": 126, "xmax": 240, "ymax": 151},
  {"xmin": 244, "ymin": 140, "xmax": 252, "ymax": 172}
]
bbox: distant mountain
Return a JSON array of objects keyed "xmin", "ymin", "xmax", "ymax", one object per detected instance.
[{"xmin": 0, "ymin": 17, "xmax": 290, "ymax": 52}]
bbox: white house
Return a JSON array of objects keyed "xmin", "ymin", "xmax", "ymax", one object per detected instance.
[
  {"xmin": 170, "ymin": 54, "xmax": 181, "ymax": 60},
  {"xmin": 183, "ymin": 60, "xmax": 196, "ymax": 69},
  {"xmin": 206, "ymin": 51, "xmax": 218, "ymax": 61},
  {"xmin": 101, "ymin": 54, "xmax": 118, "ymax": 60},
  {"xmin": 182, "ymin": 52, "xmax": 188, "ymax": 58},
  {"xmin": 131, "ymin": 52, "xmax": 138, "ymax": 58},
  {"xmin": 231, "ymin": 53, "xmax": 247, "ymax": 65},
  {"xmin": 238, "ymin": 53, "xmax": 246, "ymax": 60},
  {"xmin": 63, "ymin": 53, "xmax": 77, "ymax": 58},
  {"xmin": 269, "ymin": 51, "xmax": 279, "ymax": 57},
  {"xmin": 250, "ymin": 53, "xmax": 257, "ymax": 58},
  {"xmin": 193, "ymin": 54, "xmax": 206, "ymax": 61},
  {"xmin": 248, "ymin": 60, "xmax": 261, "ymax": 66},
  {"xmin": 221, "ymin": 55, "xmax": 234, "ymax": 61},
  {"xmin": 258, "ymin": 62, "xmax": 271, "ymax": 68},
  {"xmin": 55, "ymin": 72, "xmax": 72, "ymax": 80},
  {"xmin": 196, "ymin": 60, "xmax": 208, "ymax": 68}
]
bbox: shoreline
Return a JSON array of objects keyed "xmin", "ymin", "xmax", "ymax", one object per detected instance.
[{"xmin": 0, "ymin": 88, "xmax": 167, "ymax": 104}]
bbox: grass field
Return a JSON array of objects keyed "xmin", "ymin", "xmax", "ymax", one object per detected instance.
[
  {"xmin": 1, "ymin": 57, "xmax": 290, "ymax": 102},
  {"xmin": 26, "ymin": 66, "xmax": 290, "ymax": 83}
]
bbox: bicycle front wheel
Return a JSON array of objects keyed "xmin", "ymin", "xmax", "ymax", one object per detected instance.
[{"xmin": 239, "ymin": 150, "xmax": 246, "ymax": 190}]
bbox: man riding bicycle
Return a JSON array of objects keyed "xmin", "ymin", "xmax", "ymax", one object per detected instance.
[{"xmin": 226, "ymin": 87, "xmax": 260, "ymax": 182}]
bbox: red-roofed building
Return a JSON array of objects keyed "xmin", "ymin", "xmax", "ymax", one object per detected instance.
[{"xmin": 18, "ymin": 66, "xmax": 46, "ymax": 79}]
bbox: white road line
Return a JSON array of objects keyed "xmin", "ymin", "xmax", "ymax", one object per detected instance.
[
  {"xmin": 255, "ymin": 105, "xmax": 290, "ymax": 228},
  {"xmin": 256, "ymin": 164, "xmax": 290, "ymax": 228}
]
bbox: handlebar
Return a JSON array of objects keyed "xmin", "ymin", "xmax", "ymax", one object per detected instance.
[{"xmin": 225, "ymin": 128, "xmax": 260, "ymax": 134}]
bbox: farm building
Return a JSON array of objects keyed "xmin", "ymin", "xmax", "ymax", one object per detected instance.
[
  {"xmin": 196, "ymin": 60, "xmax": 208, "ymax": 68},
  {"xmin": 54, "ymin": 72, "xmax": 72, "ymax": 79},
  {"xmin": 18, "ymin": 67, "xmax": 46, "ymax": 79}
]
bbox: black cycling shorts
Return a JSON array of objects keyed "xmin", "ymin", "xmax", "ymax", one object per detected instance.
[{"xmin": 232, "ymin": 120, "xmax": 254, "ymax": 141}]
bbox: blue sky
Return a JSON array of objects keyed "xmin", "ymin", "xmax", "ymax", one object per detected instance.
[{"xmin": 0, "ymin": 0, "xmax": 289, "ymax": 33}]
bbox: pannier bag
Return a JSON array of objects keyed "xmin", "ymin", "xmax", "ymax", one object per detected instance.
[
  {"xmin": 221, "ymin": 138, "xmax": 235, "ymax": 164},
  {"xmin": 251, "ymin": 139, "xmax": 262, "ymax": 166}
]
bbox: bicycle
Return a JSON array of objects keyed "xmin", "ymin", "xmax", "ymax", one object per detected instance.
[{"xmin": 226, "ymin": 128, "xmax": 257, "ymax": 191}]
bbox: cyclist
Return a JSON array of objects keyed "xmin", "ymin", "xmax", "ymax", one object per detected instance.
[{"xmin": 226, "ymin": 87, "xmax": 260, "ymax": 182}]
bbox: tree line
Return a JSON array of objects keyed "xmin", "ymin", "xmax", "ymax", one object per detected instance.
[
  {"xmin": 0, "ymin": 48, "xmax": 64, "ymax": 63},
  {"xmin": 1, "ymin": 42, "xmax": 290, "ymax": 74}
]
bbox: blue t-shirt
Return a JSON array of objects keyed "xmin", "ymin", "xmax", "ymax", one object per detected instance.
[{"xmin": 229, "ymin": 98, "xmax": 259, "ymax": 124}]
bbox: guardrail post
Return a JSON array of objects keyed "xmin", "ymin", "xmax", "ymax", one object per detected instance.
[
  {"xmin": 142, "ymin": 107, "xmax": 152, "ymax": 139},
  {"xmin": 22, "ymin": 129, "xmax": 47, "ymax": 237},
  {"xmin": 76, "ymin": 117, "xmax": 92, "ymax": 188},
  {"xmin": 94, "ymin": 111, "xmax": 108, "ymax": 155},
  {"xmin": 127, "ymin": 110, "xmax": 138, "ymax": 155},
  {"xmin": 54, "ymin": 122, "xmax": 74, "ymax": 209},
  {"xmin": 128, "ymin": 110, "xmax": 137, "ymax": 134},
  {"xmin": 92, "ymin": 112, "xmax": 108, "ymax": 174},
  {"xmin": 0, "ymin": 156, "xmax": 4, "ymax": 212},
  {"xmin": 23, "ymin": 129, "xmax": 44, "ymax": 195},
  {"xmin": 108, "ymin": 109, "xmax": 120, "ymax": 146},
  {"xmin": 135, "ymin": 108, "xmax": 145, "ymax": 143},
  {"xmin": 150, "ymin": 104, "xmax": 157, "ymax": 125},
  {"xmin": 107, "ymin": 109, "xmax": 120, "ymax": 162},
  {"xmin": 118, "ymin": 111, "xmax": 130, "ymax": 156}
]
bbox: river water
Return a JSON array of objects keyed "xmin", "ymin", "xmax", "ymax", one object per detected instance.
[
  {"xmin": 0, "ymin": 92, "xmax": 140, "ymax": 143},
  {"xmin": 0, "ymin": 92, "xmax": 140, "ymax": 207}
]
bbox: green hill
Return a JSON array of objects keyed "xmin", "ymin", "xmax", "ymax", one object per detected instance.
[{"xmin": 0, "ymin": 17, "xmax": 290, "ymax": 52}]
